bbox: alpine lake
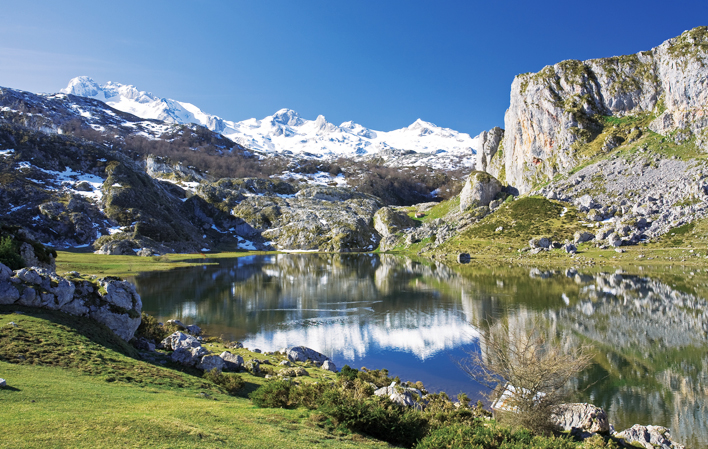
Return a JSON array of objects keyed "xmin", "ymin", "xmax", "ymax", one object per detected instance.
[{"xmin": 134, "ymin": 253, "xmax": 708, "ymax": 448}]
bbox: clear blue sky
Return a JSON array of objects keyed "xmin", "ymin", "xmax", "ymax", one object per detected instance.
[{"xmin": 1, "ymin": 1, "xmax": 706, "ymax": 136}]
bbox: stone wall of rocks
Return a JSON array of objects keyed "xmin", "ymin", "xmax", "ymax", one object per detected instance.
[{"xmin": 0, "ymin": 263, "xmax": 142, "ymax": 341}]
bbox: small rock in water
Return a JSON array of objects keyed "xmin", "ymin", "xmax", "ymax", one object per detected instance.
[{"xmin": 457, "ymin": 253, "xmax": 471, "ymax": 263}]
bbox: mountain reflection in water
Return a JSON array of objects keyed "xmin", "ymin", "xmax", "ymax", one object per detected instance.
[{"xmin": 135, "ymin": 254, "xmax": 707, "ymax": 448}]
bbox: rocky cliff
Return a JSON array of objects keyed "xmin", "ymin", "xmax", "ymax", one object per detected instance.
[{"xmin": 494, "ymin": 26, "xmax": 708, "ymax": 193}]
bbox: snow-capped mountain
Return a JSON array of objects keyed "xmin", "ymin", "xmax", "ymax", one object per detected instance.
[{"xmin": 62, "ymin": 76, "xmax": 483, "ymax": 166}]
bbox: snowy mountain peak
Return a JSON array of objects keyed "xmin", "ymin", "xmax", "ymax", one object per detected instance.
[
  {"xmin": 61, "ymin": 76, "xmax": 101, "ymax": 97},
  {"xmin": 272, "ymin": 108, "xmax": 303, "ymax": 127},
  {"xmin": 61, "ymin": 76, "xmax": 485, "ymax": 168}
]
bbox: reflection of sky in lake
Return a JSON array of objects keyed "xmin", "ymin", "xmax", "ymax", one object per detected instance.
[{"xmin": 136, "ymin": 255, "xmax": 708, "ymax": 448}]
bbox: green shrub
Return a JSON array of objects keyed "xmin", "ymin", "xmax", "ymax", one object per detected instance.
[
  {"xmin": 315, "ymin": 388, "xmax": 427, "ymax": 448},
  {"xmin": 0, "ymin": 235, "xmax": 23, "ymax": 270},
  {"xmin": 249, "ymin": 380, "xmax": 292, "ymax": 408},
  {"xmin": 338, "ymin": 364, "xmax": 359, "ymax": 381},
  {"xmin": 135, "ymin": 312, "xmax": 168, "ymax": 343},
  {"xmin": 415, "ymin": 423, "xmax": 576, "ymax": 449},
  {"xmin": 203, "ymin": 368, "xmax": 244, "ymax": 395}
]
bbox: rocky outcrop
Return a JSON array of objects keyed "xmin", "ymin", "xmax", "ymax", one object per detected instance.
[
  {"xmin": 551, "ymin": 403, "xmax": 610, "ymax": 435},
  {"xmin": 615, "ymin": 425, "xmax": 685, "ymax": 449},
  {"xmin": 473, "ymin": 127, "xmax": 504, "ymax": 174},
  {"xmin": 0, "ymin": 264, "xmax": 141, "ymax": 341},
  {"xmin": 459, "ymin": 171, "xmax": 503, "ymax": 211},
  {"xmin": 499, "ymin": 26, "xmax": 708, "ymax": 193},
  {"xmin": 286, "ymin": 346, "xmax": 331, "ymax": 364},
  {"xmin": 232, "ymin": 185, "xmax": 383, "ymax": 252},
  {"xmin": 373, "ymin": 207, "xmax": 416, "ymax": 237},
  {"xmin": 374, "ymin": 381, "xmax": 423, "ymax": 407}
]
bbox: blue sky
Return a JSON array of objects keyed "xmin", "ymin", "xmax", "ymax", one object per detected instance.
[{"xmin": 1, "ymin": 1, "xmax": 706, "ymax": 135}]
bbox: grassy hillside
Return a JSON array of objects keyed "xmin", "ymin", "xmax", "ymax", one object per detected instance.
[{"xmin": 0, "ymin": 308, "xmax": 386, "ymax": 449}]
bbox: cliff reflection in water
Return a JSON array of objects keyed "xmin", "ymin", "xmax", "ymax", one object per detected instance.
[{"xmin": 136, "ymin": 255, "xmax": 708, "ymax": 448}]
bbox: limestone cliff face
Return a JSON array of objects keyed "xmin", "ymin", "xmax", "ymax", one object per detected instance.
[{"xmin": 501, "ymin": 26, "xmax": 708, "ymax": 193}]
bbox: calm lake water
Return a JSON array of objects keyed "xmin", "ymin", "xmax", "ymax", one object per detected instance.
[{"xmin": 135, "ymin": 254, "xmax": 708, "ymax": 448}]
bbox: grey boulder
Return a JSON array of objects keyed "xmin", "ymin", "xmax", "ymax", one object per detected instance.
[
  {"xmin": 198, "ymin": 354, "xmax": 225, "ymax": 372},
  {"xmin": 459, "ymin": 171, "xmax": 503, "ymax": 211},
  {"xmin": 286, "ymin": 346, "xmax": 330, "ymax": 364},
  {"xmin": 171, "ymin": 346, "xmax": 208, "ymax": 367},
  {"xmin": 220, "ymin": 352, "xmax": 244, "ymax": 371},
  {"xmin": 551, "ymin": 403, "xmax": 610, "ymax": 434},
  {"xmin": 614, "ymin": 425, "xmax": 684, "ymax": 449}
]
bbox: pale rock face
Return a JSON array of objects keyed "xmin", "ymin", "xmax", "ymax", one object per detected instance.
[
  {"xmin": 373, "ymin": 207, "xmax": 416, "ymax": 237},
  {"xmin": 459, "ymin": 171, "xmax": 503, "ymax": 211},
  {"xmin": 0, "ymin": 281, "xmax": 20, "ymax": 305},
  {"xmin": 162, "ymin": 331, "xmax": 201, "ymax": 351},
  {"xmin": 373, "ymin": 382, "xmax": 422, "ymax": 407},
  {"xmin": 89, "ymin": 305, "xmax": 141, "ymax": 341},
  {"xmin": 171, "ymin": 346, "xmax": 208, "ymax": 367},
  {"xmin": 474, "ymin": 127, "xmax": 504, "ymax": 174},
  {"xmin": 551, "ymin": 403, "xmax": 610, "ymax": 434},
  {"xmin": 321, "ymin": 360, "xmax": 337, "ymax": 372},
  {"xmin": 501, "ymin": 27, "xmax": 708, "ymax": 194},
  {"xmin": 614, "ymin": 424, "xmax": 685, "ymax": 449}
]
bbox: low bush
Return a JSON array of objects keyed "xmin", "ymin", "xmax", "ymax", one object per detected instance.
[
  {"xmin": 315, "ymin": 388, "xmax": 427, "ymax": 448},
  {"xmin": 0, "ymin": 235, "xmax": 23, "ymax": 270},
  {"xmin": 135, "ymin": 312, "xmax": 168, "ymax": 343},
  {"xmin": 415, "ymin": 423, "xmax": 576, "ymax": 449},
  {"xmin": 248, "ymin": 380, "xmax": 292, "ymax": 408},
  {"xmin": 203, "ymin": 368, "xmax": 244, "ymax": 395}
]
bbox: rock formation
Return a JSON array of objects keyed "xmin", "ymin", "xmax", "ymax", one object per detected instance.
[
  {"xmin": 496, "ymin": 26, "xmax": 708, "ymax": 194},
  {"xmin": 0, "ymin": 263, "xmax": 141, "ymax": 341}
]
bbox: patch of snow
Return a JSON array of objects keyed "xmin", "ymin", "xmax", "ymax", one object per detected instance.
[{"xmin": 0, "ymin": 149, "xmax": 14, "ymax": 156}]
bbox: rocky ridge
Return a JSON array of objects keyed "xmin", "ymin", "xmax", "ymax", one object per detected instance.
[
  {"xmin": 0, "ymin": 262, "xmax": 141, "ymax": 341},
  {"xmin": 489, "ymin": 26, "xmax": 708, "ymax": 194}
]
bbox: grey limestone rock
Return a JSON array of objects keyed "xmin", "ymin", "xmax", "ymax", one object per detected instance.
[
  {"xmin": 321, "ymin": 360, "xmax": 337, "ymax": 372},
  {"xmin": 0, "ymin": 281, "xmax": 20, "ymax": 305},
  {"xmin": 186, "ymin": 324, "xmax": 202, "ymax": 335},
  {"xmin": 162, "ymin": 332, "xmax": 201, "ymax": 351},
  {"xmin": 0, "ymin": 263, "xmax": 12, "ymax": 281},
  {"xmin": 374, "ymin": 382, "xmax": 423, "ymax": 407},
  {"xmin": 563, "ymin": 243, "xmax": 577, "ymax": 254},
  {"xmin": 373, "ymin": 207, "xmax": 416, "ymax": 237},
  {"xmin": 89, "ymin": 305, "xmax": 141, "ymax": 342},
  {"xmin": 574, "ymin": 231, "xmax": 595, "ymax": 244},
  {"xmin": 171, "ymin": 346, "xmax": 208, "ymax": 367},
  {"xmin": 474, "ymin": 127, "xmax": 504, "ymax": 174},
  {"xmin": 0, "ymin": 378, "xmax": 6, "ymax": 388},
  {"xmin": 286, "ymin": 346, "xmax": 330, "ymax": 364},
  {"xmin": 459, "ymin": 171, "xmax": 503, "ymax": 211},
  {"xmin": 551, "ymin": 403, "xmax": 610, "ymax": 435},
  {"xmin": 529, "ymin": 237, "xmax": 551, "ymax": 249},
  {"xmin": 197, "ymin": 354, "xmax": 225, "ymax": 372},
  {"xmin": 614, "ymin": 424, "xmax": 685, "ymax": 449},
  {"xmin": 220, "ymin": 352, "xmax": 244, "ymax": 371},
  {"xmin": 500, "ymin": 27, "xmax": 708, "ymax": 193}
]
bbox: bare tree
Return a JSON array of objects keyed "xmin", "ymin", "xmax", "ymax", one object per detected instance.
[{"xmin": 459, "ymin": 316, "xmax": 594, "ymax": 434}]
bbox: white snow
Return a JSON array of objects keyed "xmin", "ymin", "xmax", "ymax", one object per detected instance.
[
  {"xmin": 237, "ymin": 237, "xmax": 257, "ymax": 251},
  {"xmin": 62, "ymin": 76, "xmax": 481, "ymax": 168},
  {"xmin": 0, "ymin": 149, "xmax": 14, "ymax": 156}
]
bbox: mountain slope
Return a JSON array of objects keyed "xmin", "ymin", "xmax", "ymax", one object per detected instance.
[{"xmin": 61, "ymin": 76, "xmax": 483, "ymax": 168}]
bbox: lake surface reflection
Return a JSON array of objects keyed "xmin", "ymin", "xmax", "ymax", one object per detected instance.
[{"xmin": 135, "ymin": 254, "xmax": 708, "ymax": 448}]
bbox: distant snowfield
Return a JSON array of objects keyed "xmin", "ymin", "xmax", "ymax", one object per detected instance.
[{"xmin": 61, "ymin": 76, "xmax": 483, "ymax": 166}]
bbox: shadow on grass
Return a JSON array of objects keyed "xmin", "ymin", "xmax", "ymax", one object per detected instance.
[{"xmin": 0, "ymin": 305, "xmax": 259, "ymax": 398}]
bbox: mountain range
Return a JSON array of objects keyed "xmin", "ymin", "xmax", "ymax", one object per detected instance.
[{"xmin": 61, "ymin": 76, "xmax": 484, "ymax": 166}]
